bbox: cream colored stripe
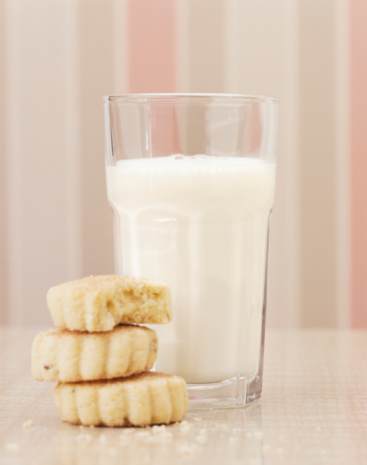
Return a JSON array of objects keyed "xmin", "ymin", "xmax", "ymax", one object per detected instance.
[
  {"xmin": 113, "ymin": 0, "xmax": 129, "ymax": 93},
  {"xmin": 181, "ymin": 0, "xmax": 226, "ymax": 155},
  {"xmin": 175, "ymin": 0, "xmax": 189, "ymax": 92},
  {"xmin": 187, "ymin": 0, "xmax": 226, "ymax": 92},
  {"xmin": 78, "ymin": 0, "xmax": 115, "ymax": 275},
  {"xmin": 335, "ymin": 0, "xmax": 350, "ymax": 328},
  {"xmin": 0, "ymin": 0, "xmax": 7, "ymax": 324},
  {"xmin": 225, "ymin": 0, "xmax": 301, "ymax": 328},
  {"xmin": 299, "ymin": 1, "xmax": 338, "ymax": 327},
  {"xmin": 5, "ymin": 0, "xmax": 81, "ymax": 325},
  {"xmin": 224, "ymin": 0, "xmax": 240, "ymax": 93},
  {"xmin": 65, "ymin": 0, "xmax": 82, "ymax": 281},
  {"xmin": 278, "ymin": 0, "xmax": 301, "ymax": 328},
  {"xmin": 4, "ymin": 0, "xmax": 23, "ymax": 325}
]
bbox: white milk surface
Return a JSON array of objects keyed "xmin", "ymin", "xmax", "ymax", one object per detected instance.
[{"xmin": 107, "ymin": 155, "xmax": 276, "ymax": 383}]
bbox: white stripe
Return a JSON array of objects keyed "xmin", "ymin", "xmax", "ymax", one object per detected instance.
[{"xmin": 335, "ymin": 0, "xmax": 350, "ymax": 328}]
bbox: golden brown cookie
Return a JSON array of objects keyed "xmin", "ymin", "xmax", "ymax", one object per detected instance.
[
  {"xmin": 54, "ymin": 372, "xmax": 188, "ymax": 427},
  {"xmin": 32, "ymin": 325, "xmax": 158, "ymax": 382},
  {"xmin": 47, "ymin": 275, "xmax": 172, "ymax": 332}
]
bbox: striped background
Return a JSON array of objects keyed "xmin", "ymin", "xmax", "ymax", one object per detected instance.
[{"xmin": 0, "ymin": 0, "xmax": 365, "ymax": 328}]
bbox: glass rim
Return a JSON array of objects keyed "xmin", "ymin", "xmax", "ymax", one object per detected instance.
[{"xmin": 104, "ymin": 93, "xmax": 279, "ymax": 104}]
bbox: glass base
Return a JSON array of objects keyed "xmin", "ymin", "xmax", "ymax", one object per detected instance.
[{"xmin": 187, "ymin": 374, "xmax": 263, "ymax": 410}]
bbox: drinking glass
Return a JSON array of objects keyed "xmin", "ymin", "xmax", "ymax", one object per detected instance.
[{"xmin": 104, "ymin": 94, "xmax": 278, "ymax": 409}]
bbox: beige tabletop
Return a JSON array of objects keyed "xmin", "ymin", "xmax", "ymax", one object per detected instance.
[{"xmin": 0, "ymin": 328, "xmax": 366, "ymax": 465}]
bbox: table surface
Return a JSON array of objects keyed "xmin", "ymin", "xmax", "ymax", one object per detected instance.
[{"xmin": 0, "ymin": 328, "xmax": 366, "ymax": 465}]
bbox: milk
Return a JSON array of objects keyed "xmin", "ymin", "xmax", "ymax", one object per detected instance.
[{"xmin": 106, "ymin": 155, "xmax": 276, "ymax": 384}]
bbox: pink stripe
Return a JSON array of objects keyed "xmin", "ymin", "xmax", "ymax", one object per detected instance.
[
  {"xmin": 127, "ymin": 1, "xmax": 179, "ymax": 156},
  {"xmin": 350, "ymin": 0, "xmax": 367, "ymax": 327},
  {"xmin": 128, "ymin": 0, "xmax": 176, "ymax": 92}
]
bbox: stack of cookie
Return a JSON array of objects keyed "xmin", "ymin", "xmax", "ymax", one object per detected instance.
[{"xmin": 31, "ymin": 275, "xmax": 188, "ymax": 427}]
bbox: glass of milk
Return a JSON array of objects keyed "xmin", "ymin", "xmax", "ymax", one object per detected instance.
[{"xmin": 104, "ymin": 94, "xmax": 278, "ymax": 409}]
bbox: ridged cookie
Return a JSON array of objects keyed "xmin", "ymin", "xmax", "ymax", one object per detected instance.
[
  {"xmin": 54, "ymin": 372, "xmax": 188, "ymax": 427},
  {"xmin": 32, "ymin": 325, "xmax": 158, "ymax": 382},
  {"xmin": 47, "ymin": 275, "xmax": 172, "ymax": 332}
]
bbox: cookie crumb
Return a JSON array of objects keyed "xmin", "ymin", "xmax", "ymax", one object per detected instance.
[
  {"xmin": 179, "ymin": 420, "xmax": 191, "ymax": 434},
  {"xmin": 180, "ymin": 425, "xmax": 191, "ymax": 434},
  {"xmin": 196, "ymin": 435, "xmax": 207, "ymax": 444},
  {"xmin": 135, "ymin": 431, "xmax": 150, "ymax": 438},
  {"xmin": 192, "ymin": 417, "xmax": 202, "ymax": 422},
  {"xmin": 5, "ymin": 443, "xmax": 19, "ymax": 451},
  {"xmin": 22, "ymin": 420, "xmax": 34, "ymax": 429},
  {"xmin": 151, "ymin": 425, "xmax": 167, "ymax": 434},
  {"xmin": 75, "ymin": 433, "xmax": 92, "ymax": 444},
  {"xmin": 119, "ymin": 435, "xmax": 130, "ymax": 444},
  {"xmin": 177, "ymin": 443, "xmax": 199, "ymax": 456},
  {"xmin": 161, "ymin": 431, "xmax": 173, "ymax": 441},
  {"xmin": 121, "ymin": 428, "xmax": 134, "ymax": 434}
]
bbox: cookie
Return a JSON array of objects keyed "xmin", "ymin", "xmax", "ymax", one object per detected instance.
[
  {"xmin": 54, "ymin": 372, "xmax": 188, "ymax": 427},
  {"xmin": 32, "ymin": 325, "xmax": 158, "ymax": 382},
  {"xmin": 47, "ymin": 275, "xmax": 172, "ymax": 332}
]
